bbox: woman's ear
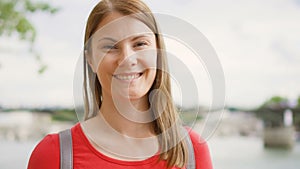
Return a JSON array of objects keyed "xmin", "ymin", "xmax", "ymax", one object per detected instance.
[{"xmin": 85, "ymin": 50, "xmax": 96, "ymax": 73}]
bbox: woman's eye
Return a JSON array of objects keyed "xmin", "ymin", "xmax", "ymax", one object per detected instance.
[
  {"xmin": 103, "ymin": 45, "xmax": 116, "ymax": 49},
  {"xmin": 101, "ymin": 45, "xmax": 118, "ymax": 52},
  {"xmin": 134, "ymin": 41, "xmax": 149, "ymax": 48}
]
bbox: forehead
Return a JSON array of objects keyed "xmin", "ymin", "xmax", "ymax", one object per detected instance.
[{"xmin": 92, "ymin": 12, "xmax": 154, "ymax": 42}]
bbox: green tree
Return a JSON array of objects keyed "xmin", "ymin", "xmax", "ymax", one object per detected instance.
[
  {"xmin": 0, "ymin": 0, "xmax": 59, "ymax": 74},
  {"xmin": 256, "ymin": 96, "xmax": 300, "ymax": 129},
  {"xmin": 255, "ymin": 96, "xmax": 288, "ymax": 128},
  {"xmin": 261, "ymin": 96, "xmax": 288, "ymax": 108}
]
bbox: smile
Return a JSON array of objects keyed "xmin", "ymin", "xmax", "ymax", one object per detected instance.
[{"xmin": 113, "ymin": 72, "xmax": 143, "ymax": 81}]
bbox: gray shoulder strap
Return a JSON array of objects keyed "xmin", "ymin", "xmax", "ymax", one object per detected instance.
[
  {"xmin": 184, "ymin": 128, "xmax": 196, "ymax": 169},
  {"xmin": 59, "ymin": 129, "xmax": 73, "ymax": 169}
]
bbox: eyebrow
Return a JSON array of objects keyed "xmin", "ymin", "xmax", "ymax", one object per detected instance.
[
  {"xmin": 98, "ymin": 34, "xmax": 153, "ymax": 43},
  {"xmin": 98, "ymin": 37, "xmax": 117, "ymax": 43},
  {"xmin": 131, "ymin": 34, "xmax": 153, "ymax": 41}
]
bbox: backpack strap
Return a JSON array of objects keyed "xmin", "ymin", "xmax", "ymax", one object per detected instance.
[
  {"xmin": 183, "ymin": 127, "xmax": 196, "ymax": 169},
  {"xmin": 59, "ymin": 129, "xmax": 73, "ymax": 169}
]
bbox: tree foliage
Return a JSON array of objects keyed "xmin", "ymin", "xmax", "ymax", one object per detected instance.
[
  {"xmin": 260, "ymin": 96, "xmax": 288, "ymax": 109},
  {"xmin": 255, "ymin": 96, "xmax": 300, "ymax": 129},
  {"xmin": 0, "ymin": 0, "xmax": 59, "ymax": 74}
]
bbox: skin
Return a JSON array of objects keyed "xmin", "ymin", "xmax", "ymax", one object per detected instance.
[{"xmin": 83, "ymin": 12, "xmax": 159, "ymax": 160}]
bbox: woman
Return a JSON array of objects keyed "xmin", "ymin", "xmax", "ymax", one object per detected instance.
[{"xmin": 28, "ymin": 0, "xmax": 213, "ymax": 168}]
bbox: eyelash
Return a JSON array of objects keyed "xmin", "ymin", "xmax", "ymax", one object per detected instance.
[
  {"xmin": 101, "ymin": 40, "xmax": 150, "ymax": 52},
  {"xmin": 102, "ymin": 45, "xmax": 117, "ymax": 50},
  {"xmin": 134, "ymin": 41, "xmax": 149, "ymax": 48}
]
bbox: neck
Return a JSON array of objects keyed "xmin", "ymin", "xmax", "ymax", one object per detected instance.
[{"xmin": 99, "ymin": 92, "xmax": 155, "ymax": 138}]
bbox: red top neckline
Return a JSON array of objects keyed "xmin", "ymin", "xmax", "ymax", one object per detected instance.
[{"xmin": 74, "ymin": 123, "xmax": 161, "ymax": 166}]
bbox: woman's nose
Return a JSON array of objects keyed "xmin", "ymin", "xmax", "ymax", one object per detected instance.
[{"xmin": 117, "ymin": 45, "xmax": 137, "ymax": 67}]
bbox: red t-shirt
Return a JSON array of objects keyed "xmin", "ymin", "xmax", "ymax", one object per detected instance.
[{"xmin": 28, "ymin": 123, "xmax": 213, "ymax": 169}]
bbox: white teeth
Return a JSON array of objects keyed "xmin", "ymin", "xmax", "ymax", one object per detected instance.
[{"xmin": 114, "ymin": 73, "xmax": 141, "ymax": 80}]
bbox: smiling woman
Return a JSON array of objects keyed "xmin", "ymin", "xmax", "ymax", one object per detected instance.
[{"xmin": 27, "ymin": 0, "xmax": 213, "ymax": 169}]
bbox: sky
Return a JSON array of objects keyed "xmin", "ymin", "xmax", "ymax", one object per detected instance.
[{"xmin": 0, "ymin": 0, "xmax": 299, "ymax": 109}]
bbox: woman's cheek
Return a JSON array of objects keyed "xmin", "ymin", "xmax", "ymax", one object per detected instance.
[{"xmin": 136, "ymin": 49, "xmax": 157, "ymax": 69}]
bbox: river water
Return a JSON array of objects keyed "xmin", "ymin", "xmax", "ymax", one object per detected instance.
[
  {"xmin": 0, "ymin": 136, "xmax": 299, "ymax": 169},
  {"xmin": 209, "ymin": 136, "xmax": 300, "ymax": 169}
]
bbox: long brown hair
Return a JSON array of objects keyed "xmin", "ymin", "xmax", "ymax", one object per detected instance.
[{"xmin": 83, "ymin": 0, "xmax": 188, "ymax": 167}]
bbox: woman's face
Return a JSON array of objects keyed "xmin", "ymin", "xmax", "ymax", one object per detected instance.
[{"xmin": 88, "ymin": 12, "xmax": 157, "ymax": 101}]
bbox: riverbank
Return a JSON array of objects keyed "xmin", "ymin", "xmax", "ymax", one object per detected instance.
[{"xmin": 0, "ymin": 111, "xmax": 74, "ymax": 141}]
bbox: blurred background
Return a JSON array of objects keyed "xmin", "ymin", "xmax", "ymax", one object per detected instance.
[{"xmin": 0, "ymin": 0, "xmax": 299, "ymax": 168}]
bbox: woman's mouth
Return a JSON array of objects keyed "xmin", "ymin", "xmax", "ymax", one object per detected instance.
[{"xmin": 113, "ymin": 72, "xmax": 143, "ymax": 81}]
